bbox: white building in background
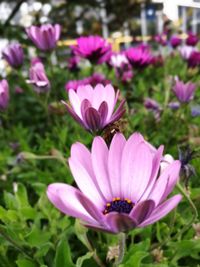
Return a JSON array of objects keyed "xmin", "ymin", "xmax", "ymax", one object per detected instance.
[{"xmin": 152, "ymin": 0, "xmax": 200, "ymax": 33}]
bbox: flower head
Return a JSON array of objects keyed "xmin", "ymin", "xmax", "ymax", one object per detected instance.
[
  {"xmin": 2, "ymin": 43, "xmax": 24, "ymax": 68},
  {"xmin": 126, "ymin": 46, "xmax": 153, "ymax": 68},
  {"xmin": 0, "ymin": 79, "xmax": 9, "ymax": 110},
  {"xmin": 47, "ymin": 132, "xmax": 182, "ymax": 234},
  {"xmin": 154, "ymin": 34, "xmax": 167, "ymax": 46},
  {"xmin": 179, "ymin": 45, "xmax": 196, "ymax": 60},
  {"xmin": 27, "ymin": 58, "xmax": 50, "ymax": 93},
  {"xmin": 170, "ymin": 35, "xmax": 182, "ymax": 48},
  {"xmin": 188, "ymin": 51, "xmax": 200, "ymax": 68},
  {"xmin": 26, "ymin": 24, "xmax": 61, "ymax": 51},
  {"xmin": 186, "ymin": 32, "xmax": 199, "ymax": 47},
  {"xmin": 65, "ymin": 73, "xmax": 110, "ymax": 92},
  {"xmin": 62, "ymin": 84, "xmax": 126, "ymax": 133},
  {"xmin": 172, "ymin": 78, "xmax": 196, "ymax": 103},
  {"xmin": 72, "ymin": 35, "xmax": 112, "ymax": 64}
]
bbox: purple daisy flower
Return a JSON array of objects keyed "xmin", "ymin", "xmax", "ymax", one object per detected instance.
[
  {"xmin": 170, "ymin": 35, "xmax": 182, "ymax": 48},
  {"xmin": 47, "ymin": 132, "xmax": 182, "ymax": 234},
  {"xmin": 72, "ymin": 35, "xmax": 112, "ymax": 64},
  {"xmin": 62, "ymin": 84, "xmax": 126, "ymax": 133},
  {"xmin": 173, "ymin": 78, "xmax": 196, "ymax": 103},
  {"xmin": 0, "ymin": 79, "xmax": 9, "ymax": 110},
  {"xmin": 26, "ymin": 24, "xmax": 61, "ymax": 51},
  {"xmin": 126, "ymin": 46, "xmax": 153, "ymax": 68},
  {"xmin": 186, "ymin": 32, "xmax": 199, "ymax": 47},
  {"xmin": 2, "ymin": 43, "xmax": 24, "ymax": 68}
]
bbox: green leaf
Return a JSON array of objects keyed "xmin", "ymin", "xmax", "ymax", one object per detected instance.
[
  {"xmin": 16, "ymin": 259, "xmax": 36, "ymax": 267},
  {"xmin": 55, "ymin": 237, "xmax": 75, "ymax": 267},
  {"xmin": 76, "ymin": 252, "xmax": 94, "ymax": 267},
  {"xmin": 25, "ymin": 226, "xmax": 51, "ymax": 247},
  {"xmin": 15, "ymin": 183, "xmax": 29, "ymax": 208},
  {"xmin": 121, "ymin": 251, "xmax": 149, "ymax": 267}
]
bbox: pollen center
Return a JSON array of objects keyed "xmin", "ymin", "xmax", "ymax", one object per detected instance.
[{"xmin": 103, "ymin": 197, "xmax": 134, "ymax": 215}]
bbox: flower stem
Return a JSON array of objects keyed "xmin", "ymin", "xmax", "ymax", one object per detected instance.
[
  {"xmin": 83, "ymin": 233, "xmax": 106, "ymax": 267},
  {"xmin": 175, "ymin": 182, "xmax": 198, "ymax": 240},
  {"xmin": 115, "ymin": 232, "xmax": 126, "ymax": 266},
  {"xmin": 0, "ymin": 226, "xmax": 33, "ymax": 261}
]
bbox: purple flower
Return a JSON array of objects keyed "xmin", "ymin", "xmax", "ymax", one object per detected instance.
[
  {"xmin": 27, "ymin": 58, "xmax": 50, "ymax": 93},
  {"xmin": 47, "ymin": 132, "xmax": 182, "ymax": 234},
  {"xmin": 186, "ymin": 32, "xmax": 198, "ymax": 47},
  {"xmin": 126, "ymin": 46, "xmax": 153, "ymax": 68},
  {"xmin": 67, "ymin": 56, "xmax": 80, "ymax": 71},
  {"xmin": 72, "ymin": 36, "xmax": 112, "ymax": 64},
  {"xmin": 62, "ymin": 84, "xmax": 126, "ymax": 133},
  {"xmin": 188, "ymin": 51, "xmax": 200, "ymax": 68},
  {"xmin": 170, "ymin": 36, "xmax": 182, "ymax": 48},
  {"xmin": 144, "ymin": 98, "xmax": 160, "ymax": 111},
  {"xmin": 173, "ymin": 78, "xmax": 196, "ymax": 103},
  {"xmin": 65, "ymin": 73, "xmax": 110, "ymax": 92},
  {"xmin": 2, "ymin": 43, "xmax": 24, "ymax": 68},
  {"xmin": 109, "ymin": 53, "xmax": 128, "ymax": 68},
  {"xmin": 0, "ymin": 79, "xmax": 9, "ymax": 110},
  {"xmin": 168, "ymin": 102, "xmax": 180, "ymax": 110},
  {"xmin": 26, "ymin": 24, "xmax": 61, "ymax": 51},
  {"xmin": 179, "ymin": 45, "xmax": 196, "ymax": 60},
  {"xmin": 154, "ymin": 34, "xmax": 167, "ymax": 46},
  {"xmin": 191, "ymin": 105, "xmax": 200, "ymax": 117}
]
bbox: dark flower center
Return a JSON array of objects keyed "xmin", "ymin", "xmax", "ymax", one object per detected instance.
[{"xmin": 103, "ymin": 197, "xmax": 134, "ymax": 215}]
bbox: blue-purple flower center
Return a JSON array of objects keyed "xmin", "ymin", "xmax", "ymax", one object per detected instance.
[{"xmin": 103, "ymin": 197, "xmax": 134, "ymax": 215}]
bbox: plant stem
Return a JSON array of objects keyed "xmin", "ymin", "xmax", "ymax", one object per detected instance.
[
  {"xmin": 0, "ymin": 226, "xmax": 32, "ymax": 261},
  {"xmin": 83, "ymin": 233, "xmax": 106, "ymax": 267},
  {"xmin": 115, "ymin": 232, "xmax": 126, "ymax": 267},
  {"xmin": 175, "ymin": 182, "xmax": 198, "ymax": 240}
]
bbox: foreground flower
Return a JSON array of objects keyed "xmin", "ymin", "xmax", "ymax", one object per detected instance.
[
  {"xmin": 72, "ymin": 35, "xmax": 111, "ymax": 64},
  {"xmin": 47, "ymin": 132, "xmax": 182, "ymax": 233},
  {"xmin": 126, "ymin": 46, "xmax": 153, "ymax": 68},
  {"xmin": 2, "ymin": 43, "xmax": 24, "ymax": 68},
  {"xmin": 173, "ymin": 78, "xmax": 196, "ymax": 103},
  {"xmin": 0, "ymin": 79, "xmax": 9, "ymax": 110},
  {"xmin": 62, "ymin": 84, "xmax": 125, "ymax": 133},
  {"xmin": 27, "ymin": 58, "xmax": 50, "ymax": 93},
  {"xmin": 26, "ymin": 24, "xmax": 61, "ymax": 51},
  {"xmin": 186, "ymin": 32, "xmax": 198, "ymax": 47}
]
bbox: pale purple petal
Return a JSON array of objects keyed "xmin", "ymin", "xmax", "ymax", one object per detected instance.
[
  {"xmin": 108, "ymin": 133, "xmax": 126, "ymax": 197},
  {"xmin": 91, "ymin": 137, "xmax": 112, "ymax": 200},
  {"xmin": 129, "ymin": 200, "xmax": 155, "ymax": 224},
  {"xmin": 69, "ymin": 156, "xmax": 105, "ymax": 208},
  {"xmin": 139, "ymin": 194, "xmax": 182, "ymax": 227},
  {"xmin": 84, "ymin": 107, "xmax": 101, "ymax": 132},
  {"xmin": 106, "ymin": 212, "xmax": 137, "ymax": 233},
  {"xmin": 147, "ymin": 160, "xmax": 181, "ymax": 206},
  {"xmin": 47, "ymin": 183, "xmax": 98, "ymax": 224}
]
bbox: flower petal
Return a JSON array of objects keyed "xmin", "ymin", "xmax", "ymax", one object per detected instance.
[
  {"xmin": 69, "ymin": 156, "xmax": 105, "ymax": 208},
  {"xmin": 108, "ymin": 133, "xmax": 126, "ymax": 197},
  {"xmin": 84, "ymin": 107, "xmax": 101, "ymax": 132},
  {"xmin": 98, "ymin": 101, "xmax": 108, "ymax": 127},
  {"xmin": 129, "ymin": 200, "xmax": 155, "ymax": 224},
  {"xmin": 68, "ymin": 89, "xmax": 82, "ymax": 118},
  {"xmin": 91, "ymin": 136, "xmax": 112, "ymax": 200},
  {"xmin": 139, "ymin": 145, "xmax": 164, "ymax": 202},
  {"xmin": 121, "ymin": 136, "xmax": 153, "ymax": 201},
  {"xmin": 47, "ymin": 183, "xmax": 97, "ymax": 224},
  {"xmin": 105, "ymin": 212, "xmax": 137, "ymax": 233},
  {"xmin": 139, "ymin": 194, "xmax": 182, "ymax": 227},
  {"xmin": 148, "ymin": 160, "xmax": 181, "ymax": 206}
]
